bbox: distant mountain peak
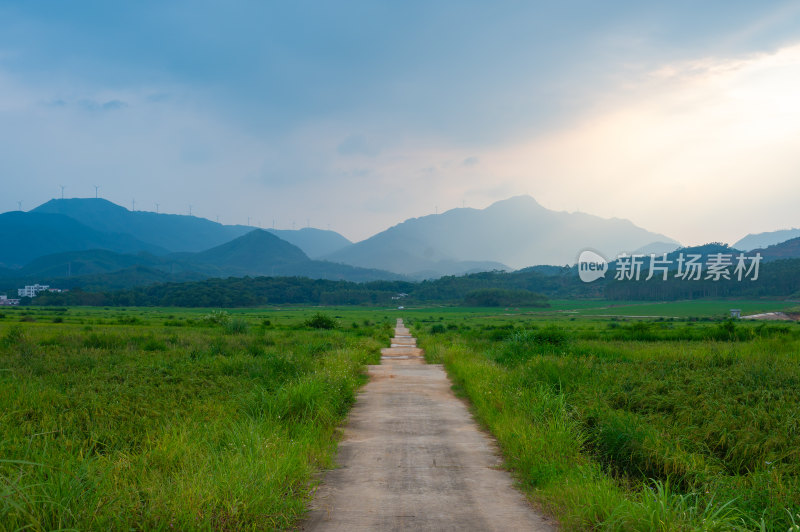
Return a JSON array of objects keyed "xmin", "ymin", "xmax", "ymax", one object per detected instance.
[
  {"xmin": 234, "ymin": 228, "xmax": 299, "ymax": 248},
  {"xmin": 192, "ymin": 229, "xmax": 309, "ymax": 270},
  {"xmin": 36, "ymin": 197, "xmax": 128, "ymax": 212},
  {"xmin": 325, "ymin": 194, "xmax": 679, "ymax": 275},
  {"xmin": 485, "ymin": 195, "xmax": 544, "ymax": 210}
]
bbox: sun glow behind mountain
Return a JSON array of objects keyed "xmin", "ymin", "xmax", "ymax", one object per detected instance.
[{"xmin": 478, "ymin": 43, "xmax": 800, "ymax": 247}]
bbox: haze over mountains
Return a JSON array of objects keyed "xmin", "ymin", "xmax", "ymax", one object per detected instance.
[
  {"xmin": 0, "ymin": 227, "xmax": 402, "ymax": 289},
  {"xmin": 2, "ymin": 195, "xmax": 799, "ymax": 292},
  {"xmin": 325, "ymin": 196, "xmax": 680, "ymax": 276},
  {"xmin": 734, "ymin": 228, "xmax": 800, "ymax": 251},
  {"xmin": 33, "ymin": 199, "xmax": 351, "ymax": 258},
  {"xmin": 0, "ymin": 199, "xmax": 392, "ymax": 286},
  {"xmin": 0, "ymin": 210, "xmax": 165, "ymax": 267}
]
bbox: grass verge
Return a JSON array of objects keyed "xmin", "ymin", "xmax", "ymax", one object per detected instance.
[
  {"xmin": 417, "ymin": 319, "xmax": 800, "ymax": 531},
  {"xmin": 1, "ymin": 313, "xmax": 384, "ymax": 530}
]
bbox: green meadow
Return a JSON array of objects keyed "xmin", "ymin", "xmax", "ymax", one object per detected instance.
[
  {"xmin": 413, "ymin": 303, "xmax": 800, "ymax": 531},
  {"xmin": 0, "ymin": 306, "xmax": 393, "ymax": 530},
  {"xmin": 2, "ymin": 300, "xmax": 799, "ymax": 530}
]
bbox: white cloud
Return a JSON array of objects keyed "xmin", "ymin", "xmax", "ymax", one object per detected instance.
[
  {"xmin": 3, "ymin": 39, "xmax": 800, "ymax": 245},
  {"xmin": 474, "ymin": 43, "xmax": 800, "ymax": 245}
]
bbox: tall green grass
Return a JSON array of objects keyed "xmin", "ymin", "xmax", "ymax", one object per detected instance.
[
  {"xmin": 419, "ymin": 319, "xmax": 800, "ymax": 531},
  {"xmin": 0, "ymin": 313, "xmax": 382, "ymax": 530}
]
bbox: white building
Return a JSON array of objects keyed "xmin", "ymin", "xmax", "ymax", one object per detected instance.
[
  {"xmin": 18, "ymin": 284, "xmax": 50, "ymax": 298},
  {"xmin": 0, "ymin": 295, "xmax": 20, "ymax": 306}
]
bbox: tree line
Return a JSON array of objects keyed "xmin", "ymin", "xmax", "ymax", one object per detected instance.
[
  {"xmin": 27, "ymin": 257, "xmax": 800, "ymax": 307},
  {"xmin": 31, "ymin": 274, "xmax": 553, "ymax": 307}
]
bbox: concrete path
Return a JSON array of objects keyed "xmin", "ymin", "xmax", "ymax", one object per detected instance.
[{"xmin": 303, "ymin": 319, "xmax": 555, "ymax": 531}]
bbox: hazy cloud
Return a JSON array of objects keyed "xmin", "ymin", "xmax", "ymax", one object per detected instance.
[{"xmin": 1, "ymin": 2, "xmax": 800, "ymax": 242}]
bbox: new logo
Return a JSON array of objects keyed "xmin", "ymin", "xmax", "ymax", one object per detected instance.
[{"xmin": 578, "ymin": 250, "xmax": 608, "ymax": 283}]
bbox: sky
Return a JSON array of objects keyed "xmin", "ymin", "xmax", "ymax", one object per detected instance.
[{"xmin": 1, "ymin": 1, "xmax": 800, "ymax": 245}]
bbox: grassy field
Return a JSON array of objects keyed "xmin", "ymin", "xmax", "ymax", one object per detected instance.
[
  {"xmin": 0, "ymin": 306, "xmax": 392, "ymax": 530},
  {"xmin": 385, "ymin": 299, "xmax": 798, "ymax": 324},
  {"xmin": 3, "ymin": 299, "xmax": 798, "ymax": 530},
  {"xmin": 550, "ymin": 299, "xmax": 800, "ymax": 318},
  {"xmin": 413, "ymin": 306, "xmax": 800, "ymax": 530}
]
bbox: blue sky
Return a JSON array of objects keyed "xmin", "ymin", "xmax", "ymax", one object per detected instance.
[{"xmin": 2, "ymin": 1, "xmax": 800, "ymax": 243}]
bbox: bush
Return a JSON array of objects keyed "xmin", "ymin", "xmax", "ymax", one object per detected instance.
[
  {"xmin": 487, "ymin": 325, "xmax": 515, "ymax": 341},
  {"xmin": 304, "ymin": 313, "xmax": 337, "ymax": 330},
  {"xmin": 142, "ymin": 337, "xmax": 167, "ymax": 351},
  {"xmin": 201, "ymin": 310, "xmax": 231, "ymax": 326}
]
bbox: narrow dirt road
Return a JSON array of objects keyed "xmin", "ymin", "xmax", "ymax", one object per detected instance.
[{"xmin": 303, "ymin": 319, "xmax": 555, "ymax": 531}]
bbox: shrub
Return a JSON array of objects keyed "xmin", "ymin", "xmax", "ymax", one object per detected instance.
[
  {"xmin": 142, "ymin": 337, "xmax": 167, "ymax": 351},
  {"xmin": 715, "ymin": 319, "xmax": 737, "ymax": 341},
  {"xmin": 201, "ymin": 310, "xmax": 231, "ymax": 326},
  {"xmin": 488, "ymin": 328, "xmax": 514, "ymax": 341},
  {"xmin": 304, "ymin": 313, "xmax": 337, "ymax": 330}
]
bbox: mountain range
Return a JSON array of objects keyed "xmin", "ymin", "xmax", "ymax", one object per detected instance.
[
  {"xmin": 733, "ymin": 228, "xmax": 800, "ymax": 251},
  {"xmin": 0, "ymin": 228, "xmax": 403, "ymax": 292},
  {"xmin": 3, "ymin": 195, "xmax": 799, "ymax": 292},
  {"xmin": 0, "ymin": 211, "xmax": 164, "ymax": 267},
  {"xmin": 32, "ymin": 198, "xmax": 351, "ymax": 258},
  {"xmin": 324, "ymin": 196, "xmax": 680, "ymax": 276}
]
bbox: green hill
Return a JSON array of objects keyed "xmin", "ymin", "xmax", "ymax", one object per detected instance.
[
  {"xmin": 0, "ymin": 211, "xmax": 165, "ymax": 268},
  {"xmin": 753, "ymin": 237, "xmax": 800, "ymax": 261},
  {"xmin": 190, "ymin": 229, "xmax": 310, "ymax": 274},
  {"xmin": 31, "ymin": 198, "xmax": 352, "ymax": 257},
  {"xmin": 0, "ymin": 229, "xmax": 403, "ymax": 291},
  {"xmin": 33, "ymin": 198, "xmax": 251, "ymax": 253}
]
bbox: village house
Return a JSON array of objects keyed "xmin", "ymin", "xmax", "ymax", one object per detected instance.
[{"xmin": 0, "ymin": 294, "xmax": 20, "ymax": 306}]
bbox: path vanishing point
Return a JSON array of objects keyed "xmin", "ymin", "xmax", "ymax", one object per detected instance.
[{"xmin": 303, "ymin": 318, "xmax": 555, "ymax": 531}]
